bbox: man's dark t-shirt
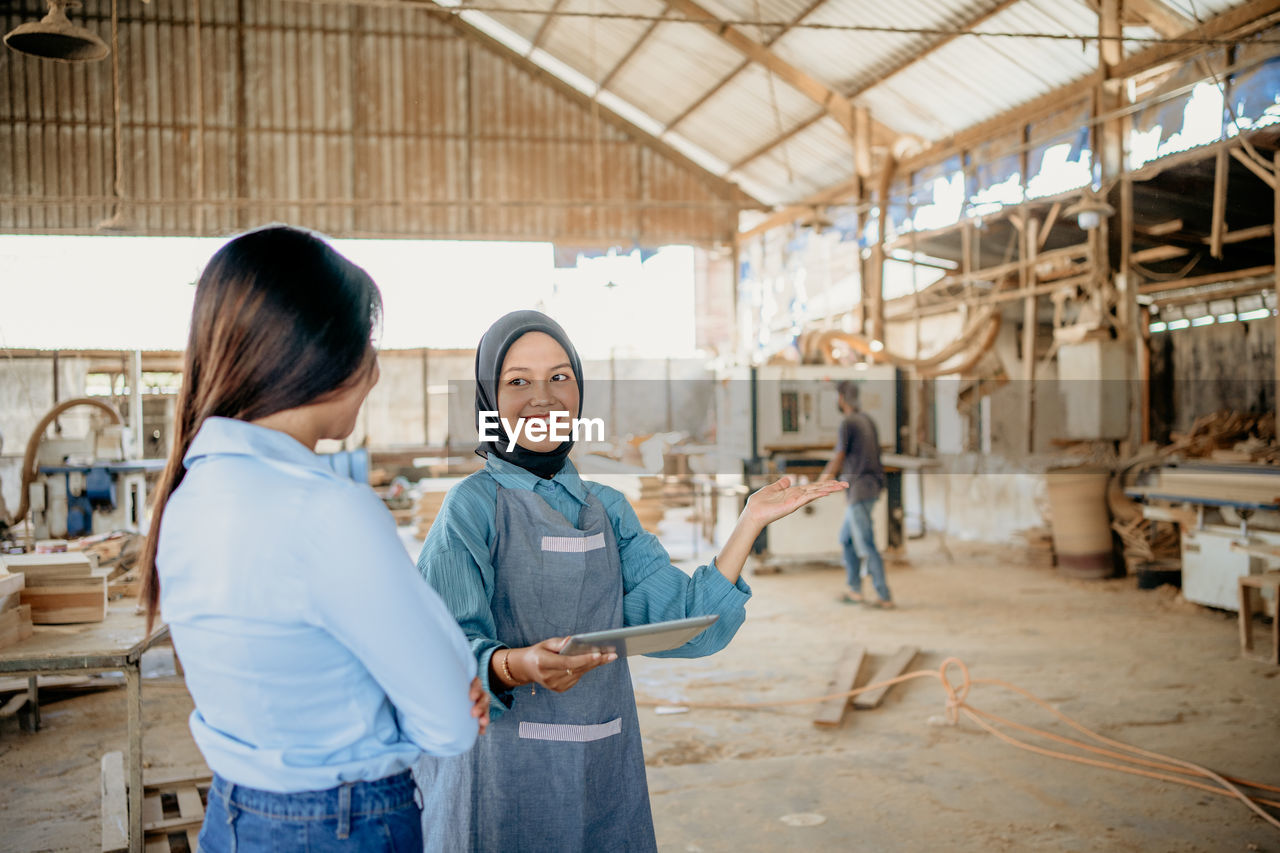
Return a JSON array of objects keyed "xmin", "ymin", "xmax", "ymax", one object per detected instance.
[{"xmin": 838, "ymin": 411, "xmax": 885, "ymax": 504}]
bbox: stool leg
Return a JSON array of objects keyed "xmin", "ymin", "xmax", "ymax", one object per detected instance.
[
  {"xmin": 1271, "ymin": 596, "xmax": 1279, "ymax": 666},
  {"xmin": 1239, "ymin": 583, "xmax": 1253, "ymax": 656}
]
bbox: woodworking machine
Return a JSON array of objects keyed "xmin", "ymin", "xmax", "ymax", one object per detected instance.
[{"xmin": 717, "ymin": 364, "xmax": 904, "ymax": 565}]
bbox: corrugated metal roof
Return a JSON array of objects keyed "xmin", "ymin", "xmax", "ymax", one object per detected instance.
[
  {"xmin": 737, "ymin": 115, "xmax": 859, "ymax": 200},
  {"xmin": 462, "ymin": 0, "xmax": 1261, "ymax": 209},
  {"xmin": 539, "ymin": 0, "xmax": 669, "ymax": 82},
  {"xmin": 6, "ymin": 0, "xmax": 1265, "ymax": 233},
  {"xmin": 675, "ymin": 65, "xmax": 819, "ymax": 164},
  {"xmin": 605, "ymin": 22, "xmax": 747, "ymax": 125},
  {"xmin": 771, "ymin": 0, "xmax": 1005, "ymax": 94},
  {"xmin": 855, "ymin": 0, "xmax": 1102, "ymax": 140}
]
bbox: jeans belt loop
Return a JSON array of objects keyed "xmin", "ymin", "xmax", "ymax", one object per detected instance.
[
  {"xmin": 223, "ymin": 781, "xmax": 238, "ymax": 824},
  {"xmin": 337, "ymin": 782, "xmax": 353, "ymax": 840}
]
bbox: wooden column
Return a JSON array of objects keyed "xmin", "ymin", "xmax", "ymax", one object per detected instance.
[
  {"xmin": 1120, "ymin": 175, "xmax": 1144, "ymax": 449},
  {"xmin": 870, "ymin": 159, "xmax": 895, "ymax": 344},
  {"xmin": 1023, "ymin": 219, "xmax": 1039, "ymax": 455},
  {"xmin": 1098, "ymin": 0, "xmax": 1126, "ymax": 182},
  {"xmin": 1274, "ymin": 152, "xmax": 1279, "ymax": 389},
  {"xmin": 1211, "ymin": 147, "xmax": 1230, "ymax": 259}
]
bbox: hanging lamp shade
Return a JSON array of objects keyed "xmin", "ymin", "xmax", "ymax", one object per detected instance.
[{"xmin": 4, "ymin": 0, "xmax": 109, "ymax": 63}]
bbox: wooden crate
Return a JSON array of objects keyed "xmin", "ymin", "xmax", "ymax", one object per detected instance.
[{"xmin": 103, "ymin": 755, "xmax": 211, "ymax": 853}]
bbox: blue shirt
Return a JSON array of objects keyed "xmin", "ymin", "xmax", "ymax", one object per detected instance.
[
  {"xmin": 158, "ymin": 417, "xmax": 478, "ymax": 793},
  {"xmin": 417, "ymin": 454, "xmax": 752, "ymax": 717}
]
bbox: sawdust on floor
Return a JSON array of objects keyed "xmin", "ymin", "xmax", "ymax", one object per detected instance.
[{"xmin": 1, "ymin": 536, "xmax": 1278, "ymax": 852}]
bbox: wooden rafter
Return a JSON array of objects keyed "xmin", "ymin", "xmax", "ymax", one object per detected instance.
[
  {"xmin": 730, "ymin": 111, "xmax": 824, "ymax": 170},
  {"xmin": 1124, "ymin": 0, "xmax": 1196, "ymax": 38},
  {"xmin": 596, "ymin": 3, "xmax": 667, "ymax": 91},
  {"xmin": 740, "ymin": 0, "xmax": 1278, "ymax": 236},
  {"xmin": 849, "ymin": 0, "xmax": 1023, "ymax": 98},
  {"xmin": 430, "ymin": 7, "xmax": 762, "ymax": 207},
  {"xmin": 1112, "ymin": 0, "xmax": 1280, "ymax": 77},
  {"xmin": 526, "ymin": 0, "xmax": 567, "ymax": 55},
  {"xmin": 664, "ymin": 0, "xmax": 857, "ymax": 135},
  {"xmin": 663, "ymin": 0, "xmax": 832, "ymax": 132},
  {"xmin": 731, "ymin": 0, "xmax": 1021, "ymax": 173}
]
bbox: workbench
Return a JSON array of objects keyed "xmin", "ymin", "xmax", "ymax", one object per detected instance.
[{"xmin": 0, "ymin": 601, "xmax": 170, "ymax": 853}]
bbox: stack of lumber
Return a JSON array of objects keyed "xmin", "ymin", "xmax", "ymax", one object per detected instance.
[
  {"xmin": 3, "ymin": 551, "xmax": 107, "ymax": 624},
  {"xmin": 0, "ymin": 568, "xmax": 33, "ymax": 649},
  {"xmin": 661, "ymin": 475, "xmax": 695, "ymax": 508},
  {"xmin": 631, "ymin": 477, "xmax": 666, "ymax": 534},
  {"xmin": 414, "ymin": 490, "xmax": 449, "ymax": 539},
  {"xmin": 1150, "ymin": 466, "xmax": 1280, "ymax": 507}
]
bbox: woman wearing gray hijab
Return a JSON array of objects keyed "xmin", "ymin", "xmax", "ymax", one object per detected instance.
[{"xmin": 416, "ymin": 310, "xmax": 846, "ymax": 851}]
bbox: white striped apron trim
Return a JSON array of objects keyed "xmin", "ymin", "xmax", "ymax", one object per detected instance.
[
  {"xmin": 517, "ymin": 718, "xmax": 623, "ymax": 743},
  {"xmin": 540, "ymin": 532, "xmax": 607, "ymax": 553}
]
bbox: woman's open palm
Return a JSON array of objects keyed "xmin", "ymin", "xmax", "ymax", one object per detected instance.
[{"xmin": 744, "ymin": 476, "xmax": 848, "ymax": 527}]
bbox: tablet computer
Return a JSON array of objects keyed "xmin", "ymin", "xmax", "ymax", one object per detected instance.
[{"xmin": 558, "ymin": 614, "xmax": 719, "ymax": 657}]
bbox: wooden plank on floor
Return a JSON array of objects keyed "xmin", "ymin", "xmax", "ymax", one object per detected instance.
[
  {"xmin": 141, "ymin": 792, "xmax": 163, "ymax": 828},
  {"xmin": 144, "ymin": 837, "xmax": 171, "ymax": 853},
  {"xmin": 0, "ymin": 692, "xmax": 26, "ymax": 719},
  {"xmin": 853, "ymin": 645, "xmax": 920, "ymax": 710},
  {"xmin": 143, "ymin": 815, "xmax": 205, "ymax": 834},
  {"xmin": 176, "ymin": 786, "xmax": 204, "ymax": 824},
  {"xmin": 812, "ymin": 645, "xmax": 866, "ymax": 728},
  {"xmin": 101, "ymin": 752, "xmax": 129, "ymax": 853},
  {"xmin": 144, "ymin": 768, "xmax": 213, "ymax": 790}
]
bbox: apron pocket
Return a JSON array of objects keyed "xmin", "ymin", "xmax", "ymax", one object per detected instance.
[
  {"xmin": 518, "ymin": 718, "xmax": 622, "ymax": 742},
  {"xmin": 537, "ymin": 533, "xmax": 606, "ymax": 634}
]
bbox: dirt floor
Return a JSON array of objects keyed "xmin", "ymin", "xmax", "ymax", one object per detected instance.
[{"xmin": 2, "ymin": 531, "xmax": 1278, "ymax": 852}]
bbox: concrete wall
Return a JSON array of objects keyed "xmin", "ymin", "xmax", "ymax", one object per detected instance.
[{"xmin": 920, "ymin": 455, "xmax": 1050, "ymax": 543}]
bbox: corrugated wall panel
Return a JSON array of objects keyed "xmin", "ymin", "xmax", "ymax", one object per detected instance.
[{"xmin": 0, "ymin": 0, "xmax": 740, "ymax": 244}]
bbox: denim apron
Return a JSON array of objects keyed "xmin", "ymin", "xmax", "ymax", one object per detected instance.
[{"xmin": 418, "ymin": 482, "xmax": 656, "ymax": 853}]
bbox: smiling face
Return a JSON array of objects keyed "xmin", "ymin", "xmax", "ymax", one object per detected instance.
[{"xmin": 496, "ymin": 331, "xmax": 580, "ymax": 452}]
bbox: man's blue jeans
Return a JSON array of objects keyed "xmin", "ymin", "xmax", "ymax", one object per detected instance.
[{"xmin": 839, "ymin": 498, "xmax": 890, "ymax": 602}]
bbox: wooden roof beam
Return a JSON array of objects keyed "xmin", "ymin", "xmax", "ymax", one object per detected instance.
[
  {"xmin": 1122, "ymin": 0, "xmax": 1196, "ymax": 38},
  {"xmin": 597, "ymin": 2, "xmax": 667, "ymax": 91},
  {"xmin": 526, "ymin": 0, "xmax": 567, "ymax": 55},
  {"xmin": 846, "ymin": 0, "xmax": 1024, "ymax": 100},
  {"xmin": 663, "ymin": 0, "xmax": 832, "ymax": 133},
  {"xmin": 738, "ymin": 0, "xmax": 1280, "ymax": 236},
  {"xmin": 730, "ymin": 0, "xmax": 1021, "ymax": 174},
  {"xmin": 431, "ymin": 7, "xmax": 762, "ymax": 207},
  {"xmin": 664, "ymin": 0, "xmax": 859, "ymax": 135},
  {"xmin": 1112, "ymin": 0, "xmax": 1280, "ymax": 78}
]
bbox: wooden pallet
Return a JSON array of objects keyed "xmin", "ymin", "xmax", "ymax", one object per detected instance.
[{"xmin": 103, "ymin": 754, "xmax": 211, "ymax": 853}]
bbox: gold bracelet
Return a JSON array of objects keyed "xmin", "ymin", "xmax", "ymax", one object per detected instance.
[{"xmin": 499, "ymin": 650, "xmax": 516, "ymax": 686}]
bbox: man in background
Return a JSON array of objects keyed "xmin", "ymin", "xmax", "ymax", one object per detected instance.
[{"xmin": 820, "ymin": 380, "xmax": 893, "ymax": 608}]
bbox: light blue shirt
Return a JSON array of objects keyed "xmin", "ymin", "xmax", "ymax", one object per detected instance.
[
  {"xmin": 158, "ymin": 417, "xmax": 478, "ymax": 793},
  {"xmin": 417, "ymin": 454, "xmax": 752, "ymax": 717}
]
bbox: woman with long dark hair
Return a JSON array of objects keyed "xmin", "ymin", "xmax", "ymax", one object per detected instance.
[{"xmin": 140, "ymin": 225, "xmax": 486, "ymax": 852}]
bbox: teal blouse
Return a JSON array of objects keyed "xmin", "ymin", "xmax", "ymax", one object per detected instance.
[{"xmin": 417, "ymin": 454, "xmax": 752, "ymax": 716}]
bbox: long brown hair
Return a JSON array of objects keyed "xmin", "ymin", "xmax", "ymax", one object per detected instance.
[{"xmin": 140, "ymin": 226, "xmax": 382, "ymax": 631}]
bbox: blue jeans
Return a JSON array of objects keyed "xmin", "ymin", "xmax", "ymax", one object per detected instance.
[
  {"xmin": 197, "ymin": 770, "xmax": 422, "ymax": 852},
  {"xmin": 839, "ymin": 498, "xmax": 890, "ymax": 602}
]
